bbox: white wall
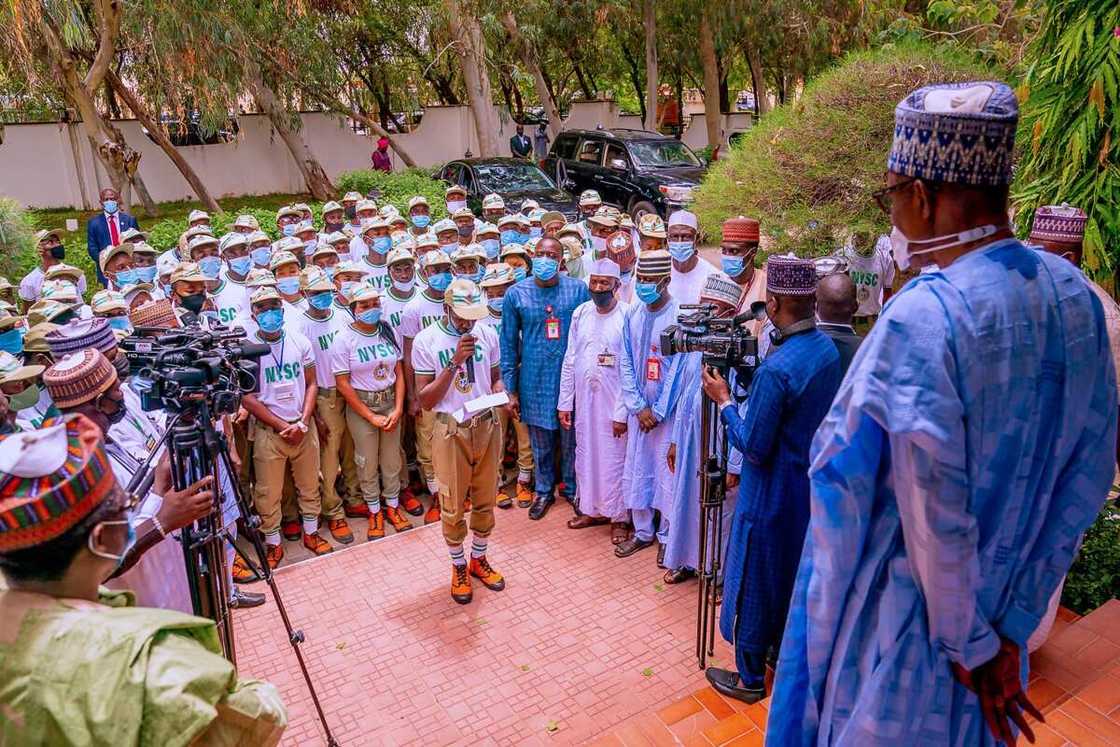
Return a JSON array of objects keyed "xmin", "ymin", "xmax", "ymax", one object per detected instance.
[{"xmin": 0, "ymin": 102, "xmax": 751, "ymax": 209}]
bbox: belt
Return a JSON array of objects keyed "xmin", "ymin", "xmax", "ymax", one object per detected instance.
[
  {"xmin": 359, "ymin": 388, "xmax": 394, "ymax": 405},
  {"xmin": 254, "ymin": 417, "xmax": 305, "ymax": 434},
  {"xmin": 435, "ymin": 408, "xmax": 495, "ymax": 428},
  {"xmin": 318, "ymin": 386, "xmax": 337, "ymax": 394}
]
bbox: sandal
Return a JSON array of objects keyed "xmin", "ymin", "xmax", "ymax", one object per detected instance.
[
  {"xmin": 610, "ymin": 522, "xmax": 630, "ymax": 545},
  {"xmin": 567, "ymin": 515, "xmax": 610, "ymax": 529}
]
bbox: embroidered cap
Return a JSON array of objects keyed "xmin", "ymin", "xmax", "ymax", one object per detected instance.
[
  {"xmin": 1029, "ymin": 203, "xmax": 1088, "ymax": 244},
  {"xmin": 386, "ymin": 247, "xmax": 415, "ymax": 267},
  {"xmin": 129, "ymin": 298, "xmax": 178, "ymax": 330},
  {"xmin": 635, "ymin": 249, "xmax": 672, "ymax": 278},
  {"xmin": 766, "ymin": 254, "xmax": 817, "ymax": 296},
  {"xmin": 588, "ymin": 258, "xmax": 621, "ymax": 280},
  {"xmin": 699, "ymin": 272, "xmax": 741, "ymax": 308},
  {"xmin": 668, "ymin": 210, "xmax": 698, "ymax": 232},
  {"xmin": 722, "ymin": 216, "xmax": 760, "ymax": 244},
  {"xmin": 46, "ymin": 317, "xmax": 116, "ymax": 358},
  {"xmin": 43, "ymin": 349, "xmax": 118, "ymax": 409}
]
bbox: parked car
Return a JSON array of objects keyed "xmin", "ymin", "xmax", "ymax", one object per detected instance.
[
  {"xmin": 435, "ymin": 158, "xmax": 579, "ymax": 221},
  {"xmin": 541, "ymin": 128, "xmax": 707, "ymax": 221}
]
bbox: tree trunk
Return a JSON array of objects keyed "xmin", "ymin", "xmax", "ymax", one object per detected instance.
[
  {"xmin": 105, "ymin": 69, "xmax": 221, "ymax": 213},
  {"xmin": 745, "ymin": 41, "xmax": 770, "ymax": 115},
  {"xmin": 699, "ymin": 6, "xmax": 722, "ymax": 150},
  {"xmin": 501, "ymin": 10, "xmax": 561, "ymax": 138},
  {"xmin": 446, "ymin": 1, "xmax": 502, "ymax": 156},
  {"xmin": 643, "ymin": 0, "xmax": 658, "ymax": 132},
  {"xmin": 619, "ymin": 40, "xmax": 646, "ymax": 123},
  {"xmin": 246, "ymin": 64, "xmax": 334, "ymax": 200},
  {"xmin": 292, "ymin": 83, "xmax": 419, "ymax": 167}
]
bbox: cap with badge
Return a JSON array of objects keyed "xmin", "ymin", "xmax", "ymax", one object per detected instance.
[
  {"xmin": 27, "ymin": 300, "xmax": 73, "ymax": 326},
  {"xmin": 497, "ymin": 214, "xmax": 524, "ymax": 230},
  {"xmin": 334, "ymin": 261, "xmax": 367, "ymax": 279},
  {"xmin": 356, "ymin": 198, "xmax": 377, "ymax": 214},
  {"xmin": 301, "ymin": 266, "xmax": 335, "ymax": 292},
  {"xmin": 386, "ymin": 247, "xmax": 415, "ymax": 267},
  {"xmin": 481, "ymin": 193, "xmax": 505, "ymax": 210},
  {"xmin": 269, "ymin": 251, "xmax": 300, "ymax": 272},
  {"xmin": 170, "ymin": 261, "xmax": 207, "ymax": 285},
  {"xmin": 249, "ymin": 286, "xmax": 282, "ymax": 306},
  {"xmin": 476, "ymin": 222, "xmax": 499, "ymax": 238},
  {"xmin": 480, "ymin": 263, "xmax": 516, "ymax": 287},
  {"xmin": 188, "ymin": 209, "xmax": 210, "ymax": 225},
  {"xmin": 637, "ymin": 214, "xmax": 667, "ymax": 239},
  {"xmin": 119, "ymin": 227, "xmax": 148, "ymax": 244},
  {"xmin": 310, "ymin": 243, "xmax": 338, "ymax": 262},
  {"xmin": 379, "ymin": 204, "xmax": 402, "ymax": 219},
  {"xmin": 0, "ymin": 351, "xmax": 43, "ymax": 386},
  {"xmin": 35, "ymin": 228, "xmax": 64, "ymax": 246},
  {"xmin": 540, "ymin": 211, "xmax": 566, "ymax": 229},
  {"xmin": 445, "ymin": 185, "xmax": 468, "ymax": 198},
  {"xmin": 452, "ymin": 207, "xmax": 476, "ymax": 221},
  {"xmin": 766, "ymin": 254, "xmax": 818, "ymax": 296},
  {"xmin": 293, "ymin": 221, "xmax": 317, "ymax": 238},
  {"xmin": 521, "ymin": 199, "xmax": 540, "ymax": 212},
  {"xmin": 500, "ymin": 243, "xmax": 530, "ymax": 261},
  {"xmin": 130, "ymin": 241, "xmax": 158, "ymax": 257},
  {"xmin": 443, "ymin": 278, "xmax": 489, "ymax": 320},
  {"xmin": 0, "ymin": 414, "xmax": 120, "ymax": 553},
  {"xmin": 343, "ymin": 192, "xmax": 363, "ymax": 203},
  {"xmin": 23, "ymin": 322, "xmax": 58, "ymax": 355},
  {"xmin": 219, "ymin": 233, "xmax": 249, "ymax": 253},
  {"xmin": 322, "ymin": 200, "xmax": 344, "ymax": 215},
  {"xmin": 248, "ymin": 230, "xmax": 272, "ymax": 246},
  {"xmin": 187, "ymin": 233, "xmax": 220, "ymax": 256},
  {"xmin": 276, "ymin": 205, "xmax": 301, "ymax": 221},
  {"xmin": 421, "ymin": 249, "xmax": 453, "ymax": 270},
  {"xmin": 245, "ymin": 268, "xmax": 277, "ymax": 288},
  {"xmin": 272, "ymin": 236, "xmax": 304, "ymax": 256},
  {"xmin": 587, "ymin": 212, "xmax": 618, "ymax": 229},
  {"xmin": 433, "ymin": 218, "xmax": 458, "ymax": 236},
  {"xmin": 233, "ymin": 214, "xmax": 260, "ymax": 231},
  {"xmin": 347, "ymin": 283, "xmax": 381, "ymax": 306},
  {"xmin": 40, "ymin": 280, "xmax": 81, "ymax": 305},
  {"xmin": 98, "ymin": 244, "xmax": 132, "ymax": 274},
  {"xmin": 408, "ymin": 195, "xmax": 430, "ymax": 210},
  {"xmin": 528, "ymin": 208, "xmax": 546, "ymax": 224},
  {"xmin": 292, "ymin": 203, "xmax": 312, "ymax": 216},
  {"xmin": 1029, "ymin": 203, "xmax": 1087, "ymax": 244},
  {"xmin": 451, "ymin": 244, "xmax": 487, "ymax": 264},
  {"xmin": 415, "ymin": 234, "xmax": 440, "ymax": 252},
  {"xmin": 361, "ymin": 217, "xmax": 389, "ymax": 234},
  {"xmin": 557, "ymin": 223, "xmax": 583, "ymax": 239},
  {"xmin": 578, "ymin": 189, "xmax": 602, "ymax": 207},
  {"xmin": 44, "ymin": 263, "xmax": 84, "ymax": 283},
  {"xmin": 90, "ymin": 290, "xmax": 128, "ymax": 316}
]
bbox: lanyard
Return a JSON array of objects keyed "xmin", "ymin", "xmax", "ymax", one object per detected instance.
[{"xmin": 267, "ymin": 333, "xmax": 287, "ymax": 372}]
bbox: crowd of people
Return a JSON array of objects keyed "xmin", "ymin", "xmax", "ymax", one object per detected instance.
[{"xmin": 0, "ymin": 78, "xmax": 1118, "ymax": 746}]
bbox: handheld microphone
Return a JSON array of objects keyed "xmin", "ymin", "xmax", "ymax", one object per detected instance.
[{"xmin": 464, "ymin": 324, "xmax": 476, "ymax": 383}]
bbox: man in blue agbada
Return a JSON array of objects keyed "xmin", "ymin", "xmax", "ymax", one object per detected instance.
[
  {"xmin": 701, "ymin": 254, "xmax": 842, "ymax": 703},
  {"xmin": 766, "ymin": 81, "xmax": 1118, "ymax": 747}
]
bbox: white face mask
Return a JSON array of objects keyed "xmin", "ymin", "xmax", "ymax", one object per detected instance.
[
  {"xmin": 890, "ymin": 223, "xmax": 1003, "ymax": 271},
  {"xmin": 447, "ymin": 200, "xmax": 467, "ymax": 213}
]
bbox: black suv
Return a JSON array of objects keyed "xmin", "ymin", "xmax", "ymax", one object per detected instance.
[
  {"xmin": 435, "ymin": 158, "xmax": 579, "ymax": 221},
  {"xmin": 541, "ymin": 128, "xmax": 706, "ymax": 221}
]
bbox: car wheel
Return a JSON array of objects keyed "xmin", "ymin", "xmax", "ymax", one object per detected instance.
[{"xmin": 629, "ymin": 200, "xmax": 657, "ymax": 224}]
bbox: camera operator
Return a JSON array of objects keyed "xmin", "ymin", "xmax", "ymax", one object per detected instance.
[
  {"xmin": 699, "ymin": 255, "xmax": 841, "ymax": 703},
  {"xmin": 0, "ymin": 415, "xmax": 287, "ymax": 746}
]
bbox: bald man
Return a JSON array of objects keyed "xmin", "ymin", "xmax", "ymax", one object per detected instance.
[{"xmin": 815, "ymin": 273, "xmax": 862, "ymax": 376}]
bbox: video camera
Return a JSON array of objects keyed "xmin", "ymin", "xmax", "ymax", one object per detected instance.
[
  {"xmin": 119, "ymin": 327, "xmax": 269, "ymax": 415},
  {"xmin": 660, "ymin": 303, "xmax": 761, "ymax": 380}
]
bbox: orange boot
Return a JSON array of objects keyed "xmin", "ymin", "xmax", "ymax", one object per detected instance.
[
  {"xmin": 266, "ymin": 543, "xmax": 284, "ymax": 569},
  {"xmin": 367, "ymin": 511, "xmax": 385, "ymax": 541},
  {"xmin": 302, "ymin": 532, "xmax": 334, "ymax": 556},
  {"xmin": 385, "ymin": 505, "xmax": 413, "ymax": 533},
  {"xmin": 469, "ymin": 555, "xmax": 506, "ymax": 592},
  {"xmin": 424, "ymin": 500, "xmax": 441, "ymax": 525},
  {"xmin": 451, "ymin": 563, "xmax": 472, "ymax": 604}
]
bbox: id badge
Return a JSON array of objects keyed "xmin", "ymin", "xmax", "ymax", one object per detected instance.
[
  {"xmin": 275, "ymin": 382, "xmax": 296, "ymax": 403},
  {"xmin": 545, "ymin": 316, "xmax": 560, "ymax": 340},
  {"xmin": 646, "ymin": 357, "xmax": 661, "ymax": 382},
  {"xmin": 597, "ymin": 353, "xmax": 616, "ymax": 367}
]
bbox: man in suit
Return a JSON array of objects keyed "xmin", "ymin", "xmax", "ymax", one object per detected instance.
[
  {"xmin": 815, "ymin": 272, "xmax": 862, "ymax": 376},
  {"xmin": 87, "ymin": 187, "xmax": 139, "ymax": 286},
  {"xmin": 509, "ymin": 125, "xmax": 532, "ymax": 159}
]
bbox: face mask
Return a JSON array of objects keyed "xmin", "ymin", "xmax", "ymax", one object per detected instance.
[
  {"xmin": 134, "ymin": 265, "xmax": 157, "ymax": 284},
  {"xmin": 198, "ymin": 256, "xmax": 222, "ymax": 279},
  {"xmin": 113, "ymin": 269, "xmax": 139, "ymax": 287},
  {"xmin": 532, "ymin": 257, "xmax": 559, "ymax": 282},
  {"xmin": 500, "ymin": 229, "xmax": 520, "ymax": 245},
  {"xmin": 890, "ymin": 223, "xmax": 1003, "ymax": 271},
  {"xmin": 481, "ymin": 239, "xmax": 500, "ymax": 259},
  {"xmin": 309, "ymin": 291, "xmax": 334, "ymax": 310},
  {"xmin": 276, "ymin": 277, "xmax": 301, "ymax": 296},
  {"xmin": 427, "ymin": 271, "xmax": 452, "ymax": 292},
  {"xmin": 340, "ymin": 280, "xmax": 359, "ymax": 298},
  {"xmin": 591, "ymin": 236, "xmax": 608, "ymax": 257},
  {"xmin": 487, "ymin": 296, "xmax": 504, "ymax": 312},
  {"xmin": 721, "ymin": 255, "xmax": 745, "ymax": 277},
  {"xmin": 530, "ymin": 227, "xmax": 543, "ymax": 238},
  {"xmin": 372, "ymin": 236, "xmax": 392, "ymax": 254},
  {"xmin": 457, "ymin": 224, "xmax": 474, "ymax": 238},
  {"xmin": 411, "ymin": 214, "xmax": 430, "ymax": 229},
  {"xmin": 251, "ymin": 247, "xmax": 272, "ymax": 267},
  {"xmin": 344, "ymin": 206, "xmax": 357, "ymax": 220},
  {"xmin": 447, "ymin": 200, "xmax": 467, "ymax": 213},
  {"xmin": 469, "ymin": 269, "xmax": 485, "ymax": 284},
  {"xmin": 357, "ymin": 308, "xmax": 382, "ymax": 325},
  {"xmin": 0, "ymin": 327, "xmax": 25, "ymax": 355},
  {"xmin": 518, "ymin": 232, "xmax": 532, "ymax": 245},
  {"xmin": 392, "ymin": 277, "xmax": 415, "ymax": 292},
  {"xmin": 107, "ymin": 316, "xmax": 133, "ymax": 334},
  {"xmin": 325, "ymin": 221, "xmax": 343, "ymax": 233},
  {"xmin": 8, "ymin": 383, "xmax": 40, "ymax": 411},
  {"xmin": 635, "ymin": 282, "xmax": 662, "ymax": 305},
  {"xmin": 590, "ymin": 289, "xmax": 615, "ymax": 309},
  {"xmin": 50, "ymin": 245, "xmax": 66, "ymax": 261},
  {"xmin": 304, "ymin": 240, "xmax": 317, "ymax": 256},
  {"xmin": 102, "ymin": 200, "xmax": 118, "ymax": 214},
  {"xmin": 512, "ymin": 266, "xmax": 527, "ymax": 282},
  {"xmin": 228, "ymin": 256, "xmax": 252, "ymax": 276},
  {"xmin": 667, "ymin": 240, "xmax": 695, "ymax": 262},
  {"xmin": 160, "ymin": 283, "xmax": 173, "ymax": 298},
  {"xmin": 179, "ymin": 292, "xmax": 206, "ymax": 314},
  {"xmin": 88, "ymin": 518, "xmax": 135, "ymax": 568},
  {"xmin": 256, "ymin": 308, "xmax": 284, "ymax": 333},
  {"xmin": 282, "ymin": 224, "xmax": 297, "ymax": 237}
]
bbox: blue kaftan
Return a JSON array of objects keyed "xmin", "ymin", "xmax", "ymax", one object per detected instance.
[{"xmin": 766, "ymin": 241, "xmax": 1118, "ymax": 746}]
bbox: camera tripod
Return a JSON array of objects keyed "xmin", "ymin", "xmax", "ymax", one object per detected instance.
[{"xmin": 125, "ymin": 403, "xmax": 340, "ymax": 746}]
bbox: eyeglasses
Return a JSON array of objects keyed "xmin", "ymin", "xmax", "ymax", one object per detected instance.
[{"xmin": 872, "ymin": 176, "xmax": 919, "ymax": 215}]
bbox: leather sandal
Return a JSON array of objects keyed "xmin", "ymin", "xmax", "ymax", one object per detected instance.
[{"xmin": 567, "ymin": 515, "xmax": 610, "ymax": 529}]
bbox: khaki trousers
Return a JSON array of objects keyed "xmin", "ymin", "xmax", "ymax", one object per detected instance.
[
  {"xmin": 316, "ymin": 388, "xmax": 348, "ymax": 520},
  {"xmin": 252, "ymin": 421, "xmax": 321, "ymax": 535},
  {"xmin": 415, "ymin": 408, "xmax": 437, "ymax": 485},
  {"xmin": 345, "ymin": 388, "xmax": 403, "ymax": 507},
  {"xmin": 432, "ymin": 409, "xmax": 500, "ymax": 546},
  {"xmin": 499, "ymin": 409, "xmax": 534, "ymax": 476}
]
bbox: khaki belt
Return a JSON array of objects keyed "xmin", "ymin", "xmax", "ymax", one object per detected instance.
[
  {"xmin": 435, "ymin": 408, "xmax": 495, "ymax": 428},
  {"xmin": 359, "ymin": 388, "xmax": 394, "ymax": 406}
]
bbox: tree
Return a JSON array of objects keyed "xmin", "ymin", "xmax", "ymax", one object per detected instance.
[
  {"xmin": 447, "ymin": 0, "xmax": 502, "ymax": 156},
  {"xmin": 642, "ymin": 0, "xmax": 658, "ymax": 131},
  {"xmin": 699, "ymin": 3, "xmax": 722, "ymax": 148},
  {"xmin": 500, "ymin": 10, "xmax": 560, "ymax": 138}
]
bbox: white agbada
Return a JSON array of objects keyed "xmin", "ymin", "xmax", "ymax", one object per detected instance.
[
  {"xmin": 669, "ymin": 255, "xmax": 717, "ymax": 305},
  {"xmin": 557, "ymin": 299, "xmax": 629, "ymax": 520}
]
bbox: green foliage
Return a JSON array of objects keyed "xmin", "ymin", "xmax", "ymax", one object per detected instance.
[
  {"xmin": 0, "ymin": 198, "xmax": 37, "ymax": 282},
  {"xmin": 1012, "ymin": 0, "xmax": 1120, "ymax": 276},
  {"xmin": 691, "ymin": 41, "xmax": 992, "ymax": 255},
  {"xmin": 335, "ymin": 168, "xmax": 450, "ymax": 220},
  {"xmin": 1062, "ymin": 500, "xmax": 1120, "ymax": 615}
]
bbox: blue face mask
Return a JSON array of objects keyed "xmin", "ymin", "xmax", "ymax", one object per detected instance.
[
  {"xmin": 0, "ymin": 327, "xmax": 25, "ymax": 355},
  {"xmin": 198, "ymin": 256, "xmax": 222, "ymax": 279},
  {"xmin": 481, "ymin": 239, "xmax": 500, "ymax": 259},
  {"xmin": 160, "ymin": 283, "xmax": 173, "ymax": 298},
  {"xmin": 113, "ymin": 268, "xmax": 139, "ymax": 286},
  {"xmin": 251, "ymin": 247, "xmax": 272, "ymax": 267},
  {"xmin": 372, "ymin": 236, "xmax": 392, "ymax": 254},
  {"xmin": 309, "ymin": 291, "xmax": 334, "ymax": 310},
  {"xmin": 340, "ymin": 280, "xmax": 359, "ymax": 298},
  {"xmin": 229, "ymin": 256, "xmax": 252, "ymax": 276},
  {"xmin": 320, "ymin": 265, "xmax": 337, "ymax": 280},
  {"xmin": 256, "ymin": 308, "xmax": 284, "ymax": 333},
  {"xmin": 530, "ymin": 227, "xmax": 543, "ymax": 238},
  {"xmin": 135, "ymin": 266, "xmax": 158, "ymax": 284},
  {"xmin": 107, "ymin": 316, "xmax": 133, "ymax": 333},
  {"xmin": 411, "ymin": 214, "xmax": 430, "ymax": 229},
  {"xmin": 469, "ymin": 269, "xmax": 485, "ymax": 284},
  {"xmin": 518, "ymin": 232, "xmax": 532, "ymax": 245},
  {"xmin": 102, "ymin": 200, "xmax": 118, "ymax": 214},
  {"xmin": 487, "ymin": 296, "xmax": 504, "ymax": 311},
  {"xmin": 635, "ymin": 281, "xmax": 662, "ymax": 305},
  {"xmin": 500, "ymin": 230, "xmax": 520, "ymax": 246},
  {"xmin": 667, "ymin": 240, "xmax": 695, "ymax": 262},
  {"xmin": 532, "ymin": 257, "xmax": 559, "ymax": 282},
  {"xmin": 721, "ymin": 255, "xmax": 745, "ymax": 277},
  {"xmin": 281, "ymin": 224, "xmax": 296, "ymax": 237},
  {"xmin": 357, "ymin": 308, "xmax": 382, "ymax": 325},
  {"xmin": 427, "ymin": 271, "xmax": 452, "ymax": 292},
  {"xmin": 512, "ymin": 266, "xmax": 527, "ymax": 282},
  {"xmin": 276, "ymin": 277, "xmax": 300, "ymax": 296}
]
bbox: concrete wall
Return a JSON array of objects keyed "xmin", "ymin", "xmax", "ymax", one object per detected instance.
[{"xmin": 0, "ymin": 101, "xmax": 751, "ymax": 209}]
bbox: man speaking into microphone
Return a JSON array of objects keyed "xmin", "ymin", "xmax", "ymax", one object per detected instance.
[{"xmin": 412, "ymin": 278, "xmax": 509, "ymax": 604}]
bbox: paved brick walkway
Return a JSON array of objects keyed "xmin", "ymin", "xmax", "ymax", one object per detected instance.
[{"xmin": 233, "ymin": 498, "xmax": 729, "ymax": 745}]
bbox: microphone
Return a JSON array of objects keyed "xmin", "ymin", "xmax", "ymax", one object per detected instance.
[{"xmin": 464, "ymin": 323, "xmax": 476, "ymax": 383}]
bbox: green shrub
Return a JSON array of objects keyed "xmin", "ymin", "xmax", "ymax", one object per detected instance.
[
  {"xmin": 1062, "ymin": 500, "xmax": 1120, "ymax": 615},
  {"xmin": 0, "ymin": 198, "xmax": 38, "ymax": 283},
  {"xmin": 691, "ymin": 41, "xmax": 992, "ymax": 255},
  {"xmin": 335, "ymin": 168, "xmax": 448, "ymax": 220}
]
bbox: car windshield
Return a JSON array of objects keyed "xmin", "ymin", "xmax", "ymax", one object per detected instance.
[
  {"xmin": 627, "ymin": 140, "xmax": 701, "ymax": 168},
  {"xmin": 473, "ymin": 163, "xmax": 556, "ymax": 192}
]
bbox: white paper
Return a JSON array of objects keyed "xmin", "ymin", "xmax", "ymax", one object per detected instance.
[{"xmin": 451, "ymin": 391, "xmax": 510, "ymax": 423}]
